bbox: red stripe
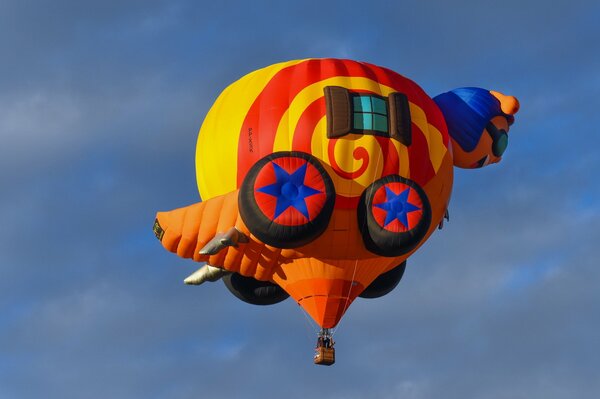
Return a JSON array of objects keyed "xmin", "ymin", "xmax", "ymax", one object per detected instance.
[
  {"xmin": 407, "ymin": 123, "xmax": 435, "ymax": 186},
  {"xmin": 292, "ymin": 96, "xmax": 326, "ymax": 153},
  {"xmin": 375, "ymin": 136, "xmax": 400, "ymax": 177}
]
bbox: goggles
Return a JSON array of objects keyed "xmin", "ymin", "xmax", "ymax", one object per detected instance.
[{"xmin": 486, "ymin": 122, "xmax": 508, "ymax": 157}]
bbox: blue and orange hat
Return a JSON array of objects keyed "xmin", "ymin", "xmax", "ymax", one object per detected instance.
[{"xmin": 434, "ymin": 87, "xmax": 516, "ymax": 152}]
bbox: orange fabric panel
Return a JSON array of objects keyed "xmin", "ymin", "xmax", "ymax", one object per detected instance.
[
  {"xmin": 297, "ymin": 208, "xmax": 372, "ymax": 260},
  {"xmin": 274, "ymin": 257, "xmax": 400, "ymax": 291}
]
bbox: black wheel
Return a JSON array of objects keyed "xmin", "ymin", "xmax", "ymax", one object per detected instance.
[
  {"xmin": 239, "ymin": 151, "xmax": 335, "ymax": 248},
  {"xmin": 359, "ymin": 261, "xmax": 406, "ymax": 298},
  {"xmin": 358, "ymin": 175, "xmax": 431, "ymax": 257},
  {"xmin": 222, "ymin": 273, "xmax": 289, "ymax": 306}
]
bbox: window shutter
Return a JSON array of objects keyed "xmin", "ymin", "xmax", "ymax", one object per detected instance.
[
  {"xmin": 324, "ymin": 86, "xmax": 351, "ymax": 138},
  {"xmin": 389, "ymin": 92, "xmax": 412, "ymax": 146}
]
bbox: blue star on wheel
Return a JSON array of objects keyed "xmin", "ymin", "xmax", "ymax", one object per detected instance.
[
  {"xmin": 374, "ymin": 187, "xmax": 421, "ymax": 229},
  {"xmin": 256, "ymin": 162, "xmax": 321, "ymax": 219}
]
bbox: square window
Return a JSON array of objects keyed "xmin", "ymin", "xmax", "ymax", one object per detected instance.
[
  {"xmin": 373, "ymin": 114, "xmax": 388, "ymax": 132},
  {"xmin": 353, "ymin": 96, "xmax": 372, "ymax": 112},
  {"xmin": 372, "ymin": 97, "xmax": 387, "ymax": 115}
]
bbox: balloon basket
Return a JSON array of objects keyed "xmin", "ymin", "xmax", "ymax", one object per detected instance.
[{"xmin": 314, "ymin": 346, "xmax": 335, "ymax": 366}]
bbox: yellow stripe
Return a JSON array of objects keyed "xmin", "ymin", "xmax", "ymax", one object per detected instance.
[
  {"xmin": 425, "ymin": 123, "xmax": 446, "ymax": 172},
  {"xmin": 195, "ymin": 59, "xmax": 307, "ymax": 199},
  {"xmin": 391, "ymin": 138, "xmax": 410, "ymax": 177},
  {"xmin": 310, "ymin": 115, "xmax": 327, "ymax": 163},
  {"xmin": 409, "ymin": 103, "xmax": 448, "ymax": 173}
]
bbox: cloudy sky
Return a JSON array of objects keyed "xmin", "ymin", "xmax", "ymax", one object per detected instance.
[{"xmin": 1, "ymin": 1, "xmax": 599, "ymax": 398}]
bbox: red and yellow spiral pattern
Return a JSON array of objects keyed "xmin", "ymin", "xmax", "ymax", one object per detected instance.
[{"xmin": 196, "ymin": 59, "xmax": 450, "ymax": 209}]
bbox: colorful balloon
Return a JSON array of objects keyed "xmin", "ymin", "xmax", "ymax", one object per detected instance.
[{"xmin": 153, "ymin": 58, "xmax": 519, "ymax": 360}]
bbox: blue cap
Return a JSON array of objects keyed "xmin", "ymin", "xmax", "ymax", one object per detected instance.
[{"xmin": 434, "ymin": 87, "xmax": 506, "ymax": 152}]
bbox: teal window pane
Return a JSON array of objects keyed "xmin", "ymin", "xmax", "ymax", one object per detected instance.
[
  {"xmin": 372, "ymin": 97, "xmax": 387, "ymax": 115},
  {"xmin": 362, "ymin": 114, "xmax": 373, "ymax": 130},
  {"xmin": 373, "ymin": 114, "xmax": 388, "ymax": 132},
  {"xmin": 353, "ymin": 96, "xmax": 372, "ymax": 112},
  {"xmin": 353, "ymin": 113, "xmax": 364, "ymax": 129},
  {"xmin": 354, "ymin": 113, "xmax": 373, "ymax": 130}
]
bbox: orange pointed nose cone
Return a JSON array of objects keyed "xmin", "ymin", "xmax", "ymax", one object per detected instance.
[
  {"xmin": 284, "ymin": 277, "xmax": 365, "ymax": 328},
  {"xmin": 272, "ymin": 257, "xmax": 400, "ymax": 328}
]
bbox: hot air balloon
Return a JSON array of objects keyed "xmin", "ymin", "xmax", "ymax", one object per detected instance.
[{"xmin": 153, "ymin": 59, "xmax": 519, "ymax": 365}]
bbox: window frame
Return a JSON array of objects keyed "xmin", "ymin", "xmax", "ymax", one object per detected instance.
[
  {"xmin": 324, "ymin": 86, "xmax": 412, "ymax": 146},
  {"xmin": 350, "ymin": 93, "xmax": 391, "ymax": 137}
]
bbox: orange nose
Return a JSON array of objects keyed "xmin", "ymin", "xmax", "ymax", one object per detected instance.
[{"xmin": 490, "ymin": 90, "xmax": 520, "ymax": 115}]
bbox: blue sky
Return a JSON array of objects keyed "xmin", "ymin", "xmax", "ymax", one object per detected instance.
[{"xmin": 1, "ymin": 1, "xmax": 599, "ymax": 398}]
